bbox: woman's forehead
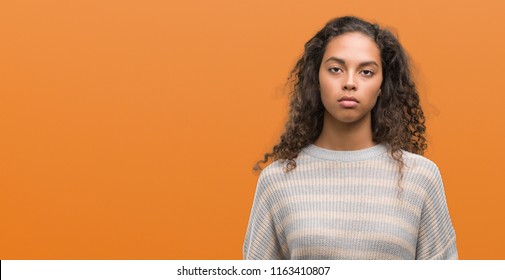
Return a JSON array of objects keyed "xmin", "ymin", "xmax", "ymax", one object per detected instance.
[{"xmin": 323, "ymin": 32, "xmax": 381, "ymax": 63}]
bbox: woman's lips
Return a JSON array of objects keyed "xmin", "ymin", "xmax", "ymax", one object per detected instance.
[
  {"xmin": 338, "ymin": 96, "xmax": 359, "ymax": 108},
  {"xmin": 339, "ymin": 100, "xmax": 358, "ymax": 108}
]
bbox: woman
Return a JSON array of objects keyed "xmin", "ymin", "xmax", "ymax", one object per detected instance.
[{"xmin": 243, "ymin": 16, "xmax": 457, "ymax": 260}]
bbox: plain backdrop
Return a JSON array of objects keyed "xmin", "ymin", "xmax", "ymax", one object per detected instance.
[{"xmin": 1, "ymin": 0, "xmax": 504, "ymax": 259}]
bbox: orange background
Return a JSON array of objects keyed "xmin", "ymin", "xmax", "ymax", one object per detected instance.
[{"xmin": 1, "ymin": 0, "xmax": 504, "ymax": 260}]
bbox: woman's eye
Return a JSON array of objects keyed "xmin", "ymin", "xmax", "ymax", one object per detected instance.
[
  {"xmin": 329, "ymin": 67, "xmax": 342, "ymax": 73},
  {"xmin": 361, "ymin": 70, "xmax": 374, "ymax": 76}
]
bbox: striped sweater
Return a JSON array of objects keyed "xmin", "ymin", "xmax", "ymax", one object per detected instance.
[{"xmin": 243, "ymin": 143, "xmax": 457, "ymax": 260}]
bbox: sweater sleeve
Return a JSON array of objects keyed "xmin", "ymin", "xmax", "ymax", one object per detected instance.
[
  {"xmin": 243, "ymin": 170, "xmax": 287, "ymax": 260},
  {"xmin": 416, "ymin": 164, "xmax": 458, "ymax": 259}
]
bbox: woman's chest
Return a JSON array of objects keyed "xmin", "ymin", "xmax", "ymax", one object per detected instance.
[{"xmin": 274, "ymin": 190, "xmax": 423, "ymax": 259}]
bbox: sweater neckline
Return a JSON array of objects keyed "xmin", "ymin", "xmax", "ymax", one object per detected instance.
[{"xmin": 302, "ymin": 143, "xmax": 388, "ymax": 162}]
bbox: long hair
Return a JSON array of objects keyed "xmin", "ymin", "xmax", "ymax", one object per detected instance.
[{"xmin": 254, "ymin": 16, "xmax": 427, "ymax": 179}]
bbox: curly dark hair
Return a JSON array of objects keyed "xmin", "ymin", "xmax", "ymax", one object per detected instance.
[{"xmin": 254, "ymin": 16, "xmax": 427, "ymax": 182}]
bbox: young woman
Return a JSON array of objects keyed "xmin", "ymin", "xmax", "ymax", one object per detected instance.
[{"xmin": 243, "ymin": 16, "xmax": 457, "ymax": 260}]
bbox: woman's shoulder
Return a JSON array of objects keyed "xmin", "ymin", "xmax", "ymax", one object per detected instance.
[
  {"xmin": 255, "ymin": 159, "xmax": 304, "ymax": 192},
  {"xmin": 257, "ymin": 160, "xmax": 287, "ymax": 181},
  {"xmin": 401, "ymin": 150, "xmax": 445, "ymax": 192},
  {"xmin": 401, "ymin": 150, "xmax": 440, "ymax": 173}
]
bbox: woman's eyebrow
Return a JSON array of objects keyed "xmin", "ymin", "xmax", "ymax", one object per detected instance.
[{"xmin": 325, "ymin": 56, "xmax": 379, "ymax": 68}]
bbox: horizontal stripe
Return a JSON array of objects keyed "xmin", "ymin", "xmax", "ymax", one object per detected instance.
[
  {"xmin": 291, "ymin": 245, "xmax": 407, "ymax": 260},
  {"xmin": 287, "ymin": 227, "xmax": 415, "ymax": 254},
  {"xmin": 280, "ymin": 210, "xmax": 419, "ymax": 237}
]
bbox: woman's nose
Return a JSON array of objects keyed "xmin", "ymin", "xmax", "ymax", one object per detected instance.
[{"xmin": 342, "ymin": 75, "xmax": 357, "ymax": 91}]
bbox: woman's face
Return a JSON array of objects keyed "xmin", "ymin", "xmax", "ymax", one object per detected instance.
[{"xmin": 318, "ymin": 32, "xmax": 383, "ymax": 125}]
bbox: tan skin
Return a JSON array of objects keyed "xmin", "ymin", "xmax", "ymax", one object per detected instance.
[{"xmin": 314, "ymin": 32, "xmax": 383, "ymax": 151}]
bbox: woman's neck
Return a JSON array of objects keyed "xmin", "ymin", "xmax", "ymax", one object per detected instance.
[{"xmin": 314, "ymin": 111, "xmax": 375, "ymax": 151}]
